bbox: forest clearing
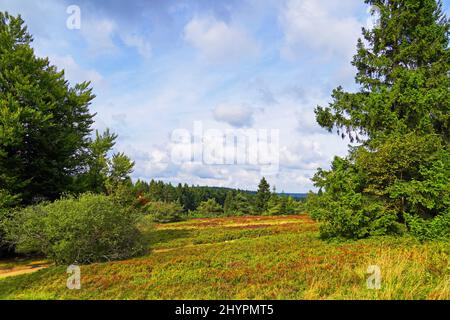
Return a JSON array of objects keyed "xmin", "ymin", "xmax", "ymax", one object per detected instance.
[{"xmin": 1, "ymin": 215, "xmax": 448, "ymax": 300}]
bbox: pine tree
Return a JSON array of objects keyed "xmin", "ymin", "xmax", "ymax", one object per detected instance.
[
  {"xmin": 106, "ymin": 153, "xmax": 135, "ymax": 189},
  {"xmin": 196, "ymin": 198, "xmax": 223, "ymax": 216},
  {"xmin": 80, "ymin": 129, "xmax": 117, "ymax": 193},
  {"xmin": 316, "ymin": 0, "xmax": 449, "ymax": 143},
  {"xmin": 255, "ymin": 177, "xmax": 271, "ymax": 214}
]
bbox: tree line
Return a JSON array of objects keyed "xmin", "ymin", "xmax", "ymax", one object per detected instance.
[{"xmin": 132, "ymin": 177, "xmax": 303, "ymax": 222}]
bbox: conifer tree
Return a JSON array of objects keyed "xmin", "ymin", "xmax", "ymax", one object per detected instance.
[
  {"xmin": 256, "ymin": 177, "xmax": 271, "ymax": 214},
  {"xmin": 309, "ymin": 0, "xmax": 449, "ymax": 239}
]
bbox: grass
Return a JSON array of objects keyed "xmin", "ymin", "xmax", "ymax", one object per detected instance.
[{"xmin": 0, "ymin": 214, "xmax": 448, "ymax": 299}]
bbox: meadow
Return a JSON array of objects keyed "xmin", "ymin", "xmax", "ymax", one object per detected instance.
[{"xmin": 0, "ymin": 215, "xmax": 448, "ymax": 300}]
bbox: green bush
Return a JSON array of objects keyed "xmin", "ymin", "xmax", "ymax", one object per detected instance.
[
  {"xmin": 307, "ymin": 156, "xmax": 406, "ymax": 239},
  {"xmin": 2, "ymin": 193, "xmax": 145, "ymax": 264},
  {"xmin": 195, "ymin": 199, "xmax": 223, "ymax": 217},
  {"xmin": 145, "ymin": 201, "xmax": 184, "ymax": 223},
  {"xmin": 0, "ymin": 189, "xmax": 20, "ymax": 258},
  {"xmin": 405, "ymin": 210, "xmax": 450, "ymax": 241}
]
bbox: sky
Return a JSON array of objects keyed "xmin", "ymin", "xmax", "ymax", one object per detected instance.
[{"xmin": 1, "ymin": 0, "xmax": 449, "ymax": 192}]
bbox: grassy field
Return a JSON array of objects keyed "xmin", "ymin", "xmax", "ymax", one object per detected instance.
[{"xmin": 0, "ymin": 214, "xmax": 449, "ymax": 300}]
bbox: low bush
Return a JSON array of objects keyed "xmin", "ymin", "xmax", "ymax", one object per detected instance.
[
  {"xmin": 145, "ymin": 201, "xmax": 184, "ymax": 223},
  {"xmin": 194, "ymin": 199, "xmax": 223, "ymax": 217},
  {"xmin": 0, "ymin": 189, "xmax": 20, "ymax": 258},
  {"xmin": 2, "ymin": 193, "xmax": 145, "ymax": 264}
]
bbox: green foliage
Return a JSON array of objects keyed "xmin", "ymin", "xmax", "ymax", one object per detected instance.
[
  {"xmin": 255, "ymin": 177, "xmax": 271, "ymax": 214},
  {"xmin": 223, "ymin": 191, "xmax": 234, "ymax": 215},
  {"xmin": 405, "ymin": 210, "xmax": 450, "ymax": 241},
  {"xmin": 267, "ymin": 195, "xmax": 304, "ymax": 216},
  {"xmin": 0, "ymin": 189, "xmax": 20, "ymax": 257},
  {"xmin": 357, "ymin": 133, "xmax": 449, "ymax": 218},
  {"xmin": 0, "ymin": 189, "xmax": 19, "ymax": 211},
  {"xmin": 232, "ymin": 192, "xmax": 255, "ymax": 216},
  {"xmin": 0, "ymin": 12, "xmax": 96, "ymax": 202},
  {"xmin": 105, "ymin": 153, "xmax": 135, "ymax": 194},
  {"xmin": 307, "ymin": 156, "xmax": 404, "ymax": 239},
  {"xmin": 266, "ymin": 195, "xmax": 282, "ymax": 215},
  {"xmin": 2, "ymin": 193, "xmax": 145, "ymax": 264},
  {"xmin": 79, "ymin": 129, "xmax": 117, "ymax": 194},
  {"xmin": 195, "ymin": 198, "xmax": 223, "ymax": 217},
  {"xmin": 315, "ymin": 0, "xmax": 449, "ymax": 143},
  {"xmin": 309, "ymin": 0, "xmax": 449, "ymax": 239},
  {"xmin": 134, "ymin": 180, "xmax": 263, "ymax": 217},
  {"xmin": 145, "ymin": 201, "xmax": 184, "ymax": 223},
  {"xmin": 0, "ymin": 12, "xmax": 135, "ymax": 204},
  {"xmin": 107, "ymin": 153, "xmax": 134, "ymax": 186}
]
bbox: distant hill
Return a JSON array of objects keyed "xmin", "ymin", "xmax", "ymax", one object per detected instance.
[
  {"xmin": 281, "ymin": 193, "xmax": 308, "ymax": 199},
  {"xmin": 187, "ymin": 185, "xmax": 308, "ymax": 199},
  {"xmin": 242, "ymin": 190, "xmax": 308, "ymax": 200}
]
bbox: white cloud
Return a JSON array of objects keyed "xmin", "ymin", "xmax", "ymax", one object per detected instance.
[
  {"xmin": 81, "ymin": 18, "xmax": 118, "ymax": 56},
  {"xmin": 213, "ymin": 104, "xmax": 255, "ymax": 127},
  {"xmin": 120, "ymin": 33, "xmax": 152, "ymax": 58},
  {"xmin": 0, "ymin": 0, "xmax": 362, "ymax": 193},
  {"xmin": 279, "ymin": 140, "xmax": 326, "ymax": 170},
  {"xmin": 81, "ymin": 18, "xmax": 152, "ymax": 58},
  {"xmin": 296, "ymin": 108, "xmax": 324, "ymax": 135},
  {"xmin": 184, "ymin": 16, "xmax": 259, "ymax": 62},
  {"xmin": 47, "ymin": 54, "xmax": 103, "ymax": 87},
  {"xmin": 279, "ymin": 0, "xmax": 362, "ymax": 61},
  {"xmin": 180, "ymin": 162, "xmax": 226, "ymax": 180},
  {"xmin": 131, "ymin": 146, "xmax": 179, "ymax": 179}
]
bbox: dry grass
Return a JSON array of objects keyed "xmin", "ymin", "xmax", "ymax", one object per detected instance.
[{"xmin": 0, "ymin": 215, "xmax": 448, "ymax": 300}]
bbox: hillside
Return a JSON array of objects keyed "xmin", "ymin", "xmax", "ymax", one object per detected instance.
[{"xmin": 0, "ymin": 215, "xmax": 448, "ymax": 300}]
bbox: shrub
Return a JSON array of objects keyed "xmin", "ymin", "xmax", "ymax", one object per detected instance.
[
  {"xmin": 267, "ymin": 196, "xmax": 304, "ymax": 216},
  {"xmin": 145, "ymin": 201, "xmax": 184, "ymax": 223},
  {"xmin": 2, "ymin": 193, "xmax": 145, "ymax": 264},
  {"xmin": 0, "ymin": 189, "xmax": 20, "ymax": 258},
  {"xmin": 195, "ymin": 199, "xmax": 223, "ymax": 217},
  {"xmin": 307, "ymin": 156, "xmax": 405, "ymax": 239},
  {"xmin": 405, "ymin": 210, "xmax": 450, "ymax": 241}
]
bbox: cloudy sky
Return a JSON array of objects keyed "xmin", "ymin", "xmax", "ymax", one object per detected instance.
[{"xmin": 2, "ymin": 0, "xmax": 449, "ymax": 192}]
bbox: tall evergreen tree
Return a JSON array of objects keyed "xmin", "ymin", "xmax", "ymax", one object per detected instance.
[
  {"xmin": 256, "ymin": 177, "xmax": 271, "ymax": 214},
  {"xmin": 316, "ymin": 0, "xmax": 449, "ymax": 143},
  {"xmin": 0, "ymin": 12, "xmax": 96, "ymax": 202},
  {"xmin": 309, "ymin": 0, "xmax": 449, "ymax": 239}
]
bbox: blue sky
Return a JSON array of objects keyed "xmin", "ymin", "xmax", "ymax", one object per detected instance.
[{"xmin": 1, "ymin": 0, "xmax": 449, "ymax": 192}]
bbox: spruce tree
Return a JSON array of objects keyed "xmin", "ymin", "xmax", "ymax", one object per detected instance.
[
  {"xmin": 256, "ymin": 177, "xmax": 271, "ymax": 214},
  {"xmin": 316, "ymin": 0, "xmax": 449, "ymax": 143},
  {"xmin": 310, "ymin": 0, "xmax": 449, "ymax": 239}
]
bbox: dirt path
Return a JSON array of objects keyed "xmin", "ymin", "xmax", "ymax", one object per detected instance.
[{"xmin": 0, "ymin": 260, "xmax": 51, "ymax": 279}]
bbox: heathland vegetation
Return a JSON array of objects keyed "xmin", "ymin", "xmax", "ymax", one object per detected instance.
[{"xmin": 0, "ymin": 0, "xmax": 449, "ymax": 300}]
